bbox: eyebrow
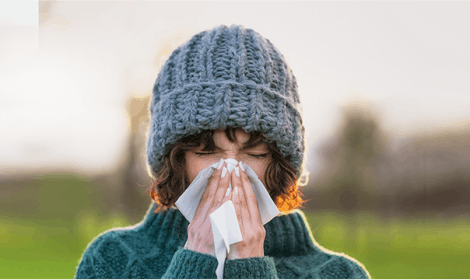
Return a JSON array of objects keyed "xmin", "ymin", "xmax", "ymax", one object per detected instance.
[
  {"xmin": 208, "ymin": 139, "xmax": 267, "ymax": 152},
  {"xmin": 240, "ymin": 139, "xmax": 267, "ymax": 150}
]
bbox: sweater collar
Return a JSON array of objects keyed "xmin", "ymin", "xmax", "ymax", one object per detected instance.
[{"xmin": 141, "ymin": 203, "xmax": 316, "ymax": 256}]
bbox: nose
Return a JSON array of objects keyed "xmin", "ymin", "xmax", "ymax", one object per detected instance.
[
  {"xmin": 221, "ymin": 152, "xmax": 240, "ymax": 163},
  {"xmin": 221, "ymin": 145, "xmax": 239, "ymax": 160},
  {"xmin": 221, "ymin": 158, "xmax": 239, "ymax": 172}
]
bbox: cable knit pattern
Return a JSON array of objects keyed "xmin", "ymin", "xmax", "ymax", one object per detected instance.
[
  {"xmin": 75, "ymin": 203, "xmax": 370, "ymax": 279},
  {"xmin": 147, "ymin": 24, "xmax": 306, "ymax": 178}
]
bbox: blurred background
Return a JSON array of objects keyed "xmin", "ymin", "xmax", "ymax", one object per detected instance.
[{"xmin": 1, "ymin": 1, "xmax": 470, "ymax": 278}]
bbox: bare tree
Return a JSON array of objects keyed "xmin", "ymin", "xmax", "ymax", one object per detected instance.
[{"xmin": 120, "ymin": 95, "xmax": 151, "ymax": 221}]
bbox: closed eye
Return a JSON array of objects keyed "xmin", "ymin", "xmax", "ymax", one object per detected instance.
[
  {"xmin": 249, "ymin": 153, "xmax": 269, "ymax": 159},
  {"xmin": 195, "ymin": 152, "xmax": 214, "ymax": 157},
  {"xmin": 195, "ymin": 152, "xmax": 268, "ymax": 159}
]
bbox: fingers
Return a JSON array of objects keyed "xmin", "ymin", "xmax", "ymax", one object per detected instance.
[
  {"xmin": 211, "ymin": 163, "xmax": 232, "ymax": 210},
  {"xmin": 194, "ymin": 159, "xmax": 225, "ymax": 218},
  {"xmin": 233, "ymin": 161, "xmax": 262, "ymax": 225},
  {"xmin": 230, "ymin": 168, "xmax": 244, "ymax": 235}
]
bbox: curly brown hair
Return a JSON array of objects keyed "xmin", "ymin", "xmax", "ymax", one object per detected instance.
[{"xmin": 147, "ymin": 127, "xmax": 309, "ymax": 214}]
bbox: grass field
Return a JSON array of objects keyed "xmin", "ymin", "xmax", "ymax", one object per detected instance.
[
  {"xmin": 1, "ymin": 173, "xmax": 468, "ymax": 278},
  {"xmin": 305, "ymin": 212, "xmax": 470, "ymax": 278},
  {"xmin": 1, "ymin": 209, "xmax": 469, "ymax": 278}
]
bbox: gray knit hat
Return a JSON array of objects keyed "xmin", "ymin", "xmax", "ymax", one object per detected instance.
[{"xmin": 147, "ymin": 24, "xmax": 305, "ymax": 177}]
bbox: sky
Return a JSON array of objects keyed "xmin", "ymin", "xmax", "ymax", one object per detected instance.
[{"xmin": 1, "ymin": 1, "xmax": 469, "ymax": 178}]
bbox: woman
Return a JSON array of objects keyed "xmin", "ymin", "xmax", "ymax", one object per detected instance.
[{"xmin": 75, "ymin": 24, "xmax": 370, "ymax": 279}]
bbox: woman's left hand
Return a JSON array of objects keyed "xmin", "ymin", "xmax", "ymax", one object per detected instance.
[{"xmin": 227, "ymin": 161, "xmax": 266, "ymax": 260}]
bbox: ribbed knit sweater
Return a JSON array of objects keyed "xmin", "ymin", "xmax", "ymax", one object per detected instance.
[{"xmin": 75, "ymin": 203, "xmax": 370, "ymax": 279}]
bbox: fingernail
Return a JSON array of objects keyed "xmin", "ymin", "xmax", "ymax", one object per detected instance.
[
  {"xmin": 239, "ymin": 161, "xmax": 245, "ymax": 171},
  {"xmin": 221, "ymin": 167, "xmax": 227, "ymax": 178},
  {"xmin": 234, "ymin": 167, "xmax": 240, "ymax": 177},
  {"xmin": 234, "ymin": 187, "xmax": 238, "ymax": 195},
  {"xmin": 225, "ymin": 188, "xmax": 231, "ymax": 197},
  {"xmin": 217, "ymin": 158, "xmax": 224, "ymax": 170}
]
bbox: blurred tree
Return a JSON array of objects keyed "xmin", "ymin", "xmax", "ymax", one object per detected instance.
[
  {"xmin": 115, "ymin": 33, "xmax": 186, "ymax": 222},
  {"xmin": 310, "ymin": 101, "xmax": 387, "ymax": 252},
  {"xmin": 322, "ymin": 103, "xmax": 386, "ymax": 212},
  {"xmin": 39, "ymin": 0, "xmax": 56, "ymax": 25},
  {"xmin": 120, "ymin": 95, "xmax": 152, "ymax": 222},
  {"xmin": 384, "ymin": 125, "xmax": 470, "ymax": 215},
  {"xmin": 303, "ymin": 101, "xmax": 470, "ymax": 223}
]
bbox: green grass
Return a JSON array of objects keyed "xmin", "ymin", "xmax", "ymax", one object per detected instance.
[
  {"xmin": 1, "ymin": 173, "xmax": 469, "ymax": 278},
  {"xmin": 305, "ymin": 211, "xmax": 470, "ymax": 278},
  {"xmin": 1, "ymin": 211, "xmax": 469, "ymax": 278},
  {"xmin": 0, "ymin": 212, "xmax": 131, "ymax": 278}
]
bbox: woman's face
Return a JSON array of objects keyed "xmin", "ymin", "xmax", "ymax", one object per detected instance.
[{"xmin": 185, "ymin": 128, "xmax": 272, "ymax": 187}]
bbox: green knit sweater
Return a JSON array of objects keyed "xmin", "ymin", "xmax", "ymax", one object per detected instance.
[{"xmin": 75, "ymin": 203, "xmax": 370, "ymax": 279}]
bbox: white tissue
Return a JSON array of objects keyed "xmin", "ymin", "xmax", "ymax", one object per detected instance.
[
  {"xmin": 209, "ymin": 200, "xmax": 242, "ymax": 278},
  {"xmin": 175, "ymin": 158, "xmax": 280, "ymax": 279}
]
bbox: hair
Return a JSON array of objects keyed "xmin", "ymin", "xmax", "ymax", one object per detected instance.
[{"xmin": 146, "ymin": 127, "xmax": 309, "ymax": 214}]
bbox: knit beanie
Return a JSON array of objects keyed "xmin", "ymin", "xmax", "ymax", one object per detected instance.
[{"xmin": 147, "ymin": 24, "xmax": 305, "ymax": 178}]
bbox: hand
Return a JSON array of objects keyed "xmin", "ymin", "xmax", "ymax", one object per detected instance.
[
  {"xmin": 184, "ymin": 159, "xmax": 232, "ymax": 257},
  {"xmin": 227, "ymin": 161, "xmax": 266, "ymax": 260}
]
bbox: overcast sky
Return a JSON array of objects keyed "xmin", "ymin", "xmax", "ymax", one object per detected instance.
[{"xmin": 1, "ymin": 1, "xmax": 469, "ymax": 177}]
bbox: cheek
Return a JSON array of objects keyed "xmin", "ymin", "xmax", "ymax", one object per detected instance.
[
  {"xmin": 184, "ymin": 156, "xmax": 200, "ymax": 185},
  {"xmin": 186, "ymin": 164, "xmax": 203, "ymax": 185},
  {"xmin": 242, "ymin": 158, "xmax": 270, "ymax": 185},
  {"xmin": 184, "ymin": 155, "xmax": 216, "ymax": 185}
]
